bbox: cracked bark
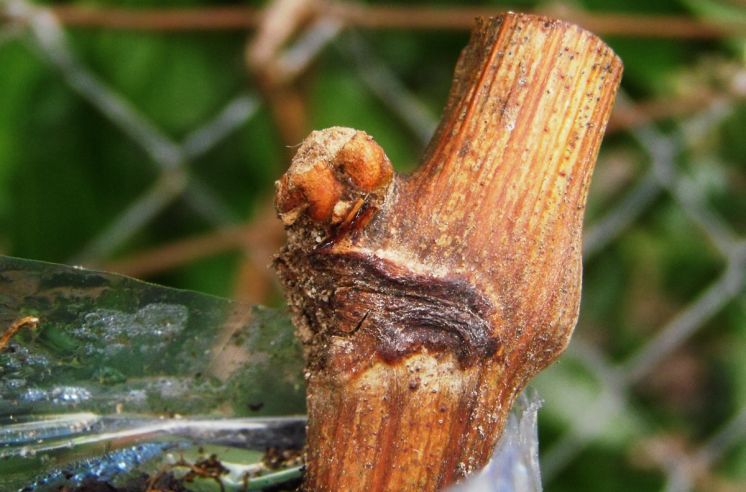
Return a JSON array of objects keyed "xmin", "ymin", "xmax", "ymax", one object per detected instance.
[{"xmin": 273, "ymin": 12, "xmax": 622, "ymax": 491}]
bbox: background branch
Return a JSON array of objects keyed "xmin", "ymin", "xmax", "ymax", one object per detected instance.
[{"xmin": 2, "ymin": 3, "xmax": 742, "ymax": 38}]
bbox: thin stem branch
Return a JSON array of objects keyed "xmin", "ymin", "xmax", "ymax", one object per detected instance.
[
  {"xmin": 2, "ymin": 3, "xmax": 742, "ymax": 38},
  {"xmin": 102, "ymin": 210, "xmax": 283, "ymax": 279}
]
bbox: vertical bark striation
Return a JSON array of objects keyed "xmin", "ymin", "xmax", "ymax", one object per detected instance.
[{"xmin": 273, "ymin": 13, "xmax": 622, "ymax": 491}]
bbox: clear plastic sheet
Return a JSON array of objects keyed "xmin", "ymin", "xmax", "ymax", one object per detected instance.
[
  {"xmin": 1, "ymin": 256, "xmax": 543, "ymax": 491},
  {"xmin": 448, "ymin": 390, "xmax": 543, "ymax": 492},
  {"xmin": 0, "ymin": 256, "xmax": 306, "ymax": 490}
]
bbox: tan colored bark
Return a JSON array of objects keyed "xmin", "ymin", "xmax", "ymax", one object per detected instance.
[{"xmin": 273, "ymin": 12, "xmax": 622, "ymax": 491}]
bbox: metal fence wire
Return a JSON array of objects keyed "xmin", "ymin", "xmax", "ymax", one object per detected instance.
[{"xmin": 1, "ymin": 0, "xmax": 745, "ymax": 490}]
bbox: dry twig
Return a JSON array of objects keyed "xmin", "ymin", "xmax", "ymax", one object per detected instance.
[
  {"xmin": 0, "ymin": 316, "xmax": 39, "ymax": 351},
  {"xmin": 274, "ymin": 12, "xmax": 622, "ymax": 490},
  {"xmin": 5, "ymin": 3, "xmax": 742, "ymax": 38}
]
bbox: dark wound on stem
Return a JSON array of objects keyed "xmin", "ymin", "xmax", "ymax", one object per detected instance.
[{"xmin": 299, "ymin": 251, "xmax": 498, "ymax": 367}]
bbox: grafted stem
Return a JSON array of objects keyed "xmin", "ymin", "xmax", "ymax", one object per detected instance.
[{"xmin": 274, "ymin": 12, "xmax": 622, "ymax": 491}]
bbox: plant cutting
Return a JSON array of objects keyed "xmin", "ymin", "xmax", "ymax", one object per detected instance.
[{"xmin": 273, "ymin": 11, "xmax": 622, "ymax": 491}]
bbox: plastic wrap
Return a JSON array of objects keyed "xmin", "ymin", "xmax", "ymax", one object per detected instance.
[{"xmin": 1, "ymin": 256, "xmax": 543, "ymax": 491}]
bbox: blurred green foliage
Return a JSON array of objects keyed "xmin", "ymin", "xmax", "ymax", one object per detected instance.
[{"xmin": 1, "ymin": 0, "xmax": 744, "ymax": 490}]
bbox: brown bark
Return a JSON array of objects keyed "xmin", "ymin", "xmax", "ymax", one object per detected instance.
[{"xmin": 273, "ymin": 13, "xmax": 622, "ymax": 491}]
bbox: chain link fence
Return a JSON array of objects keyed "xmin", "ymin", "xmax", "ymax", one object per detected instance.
[{"xmin": 1, "ymin": 0, "xmax": 745, "ymax": 490}]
